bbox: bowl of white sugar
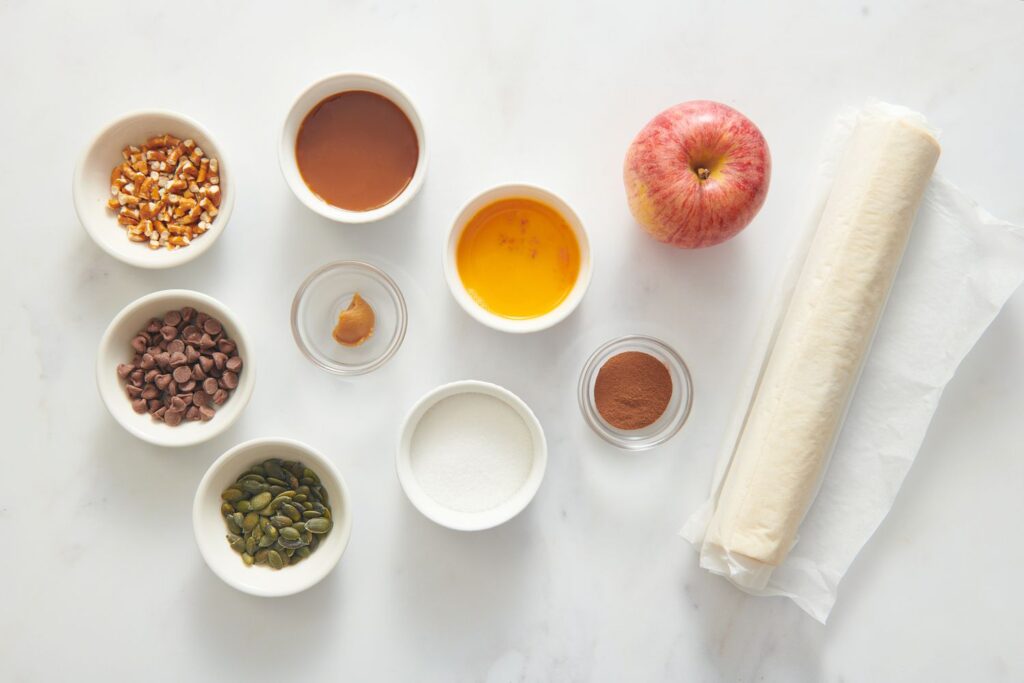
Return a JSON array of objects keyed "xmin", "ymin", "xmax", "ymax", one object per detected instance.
[{"xmin": 397, "ymin": 380, "xmax": 547, "ymax": 530}]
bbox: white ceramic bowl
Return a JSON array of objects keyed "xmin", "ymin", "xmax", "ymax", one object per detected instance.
[
  {"xmin": 96, "ymin": 289, "xmax": 255, "ymax": 447},
  {"xmin": 397, "ymin": 380, "xmax": 547, "ymax": 531},
  {"xmin": 443, "ymin": 183, "xmax": 592, "ymax": 333},
  {"xmin": 193, "ymin": 437, "xmax": 352, "ymax": 597},
  {"xmin": 279, "ymin": 72, "xmax": 428, "ymax": 224},
  {"xmin": 73, "ymin": 110, "xmax": 234, "ymax": 269}
]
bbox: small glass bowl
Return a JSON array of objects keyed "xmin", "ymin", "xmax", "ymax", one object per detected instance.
[
  {"xmin": 578, "ymin": 335, "xmax": 693, "ymax": 450},
  {"xmin": 291, "ymin": 260, "xmax": 407, "ymax": 375}
]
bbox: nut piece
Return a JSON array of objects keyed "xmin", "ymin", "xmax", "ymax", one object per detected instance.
[{"xmin": 105, "ymin": 134, "xmax": 221, "ymax": 251}]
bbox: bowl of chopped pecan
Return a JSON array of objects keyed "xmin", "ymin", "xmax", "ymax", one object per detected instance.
[{"xmin": 73, "ymin": 110, "xmax": 234, "ymax": 268}]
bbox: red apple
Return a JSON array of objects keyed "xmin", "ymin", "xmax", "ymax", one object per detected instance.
[{"xmin": 624, "ymin": 100, "xmax": 771, "ymax": 248}]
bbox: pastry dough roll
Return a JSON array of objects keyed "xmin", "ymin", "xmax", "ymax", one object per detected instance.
[{"xmin": 705, "ymin": 116, "xmax": 940, "ymax": 566}]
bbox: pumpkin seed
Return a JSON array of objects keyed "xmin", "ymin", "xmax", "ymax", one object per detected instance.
[
  {"xmin": 305, "ymin": 517, "xmax": 332, "ymax": 534},
  {"xmin": 249, "ymin": 492, "xmax": 272, "ymax": 511},
  {"xmin": 221, "ymin": 457, "xmax": 335, "ymax": 570},
  {"xmin": 267, "ymin": 550, "xmax": 283, "ymax": 569},
  {"xmin": 221, "ymin": 488, "xmax": 244, "ymax": 502}
]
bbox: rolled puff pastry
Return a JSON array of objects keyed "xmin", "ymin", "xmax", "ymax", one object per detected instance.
[{"xmin": 704, "ymin": 116, "xmax": 940, "ymax": 567}]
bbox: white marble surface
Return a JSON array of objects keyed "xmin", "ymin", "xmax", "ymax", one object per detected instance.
[{"xmin": 2, "ymin": 1, "xmax": 1023, "ymax": 680}]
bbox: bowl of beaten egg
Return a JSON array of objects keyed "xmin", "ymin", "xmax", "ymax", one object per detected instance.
[{"xmin": 444, "ymin": 184, "xmax": 592, "ymax": 333}]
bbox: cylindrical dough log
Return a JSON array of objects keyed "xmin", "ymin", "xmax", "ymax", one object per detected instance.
[{"xmin": 705, "ymin": 116, "xmax": 940, "ymax": 566}]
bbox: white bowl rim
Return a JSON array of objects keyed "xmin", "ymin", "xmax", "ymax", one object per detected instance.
[
  {"xmin": 95, "ymin": 288, "xmax": 255, "ymax": 447},
  {"xmin": 192, "ymin": 436, "xmax": 353, "ymax": 597},
  {"xmin": 278, "ymin": 71, "xmax": 428, "ymax": 224},
  {"xmin": 72, "ymin": 109, "xmax": 235, "ymax": 269},
  {"xmin": 396, "ymin": 380, "xmax": 547, "ymax": 531},
  {"xmin": 443, "ymin": 182, "xmax": 593, "ymax": 334}
]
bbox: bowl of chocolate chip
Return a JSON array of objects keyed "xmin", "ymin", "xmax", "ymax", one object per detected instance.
[{"xmin": 97, "ymin": 289, "xmax": 255, "ymax": 447}]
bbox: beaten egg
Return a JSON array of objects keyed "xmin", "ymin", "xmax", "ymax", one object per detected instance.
[{"xmin": 456, "ymin": 197, "xmax": 580, "ymax": 319}]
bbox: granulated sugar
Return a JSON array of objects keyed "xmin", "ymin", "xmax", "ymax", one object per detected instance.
[{"xmin": 409, "ymin": 392, "xmax": 534, "ymax": 513}]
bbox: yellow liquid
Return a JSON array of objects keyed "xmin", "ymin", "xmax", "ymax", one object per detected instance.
[{"xmin": 457, "ymin": 197, "xmax": 581, "ymax": 319}]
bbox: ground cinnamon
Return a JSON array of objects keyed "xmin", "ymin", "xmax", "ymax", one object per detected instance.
[{"xmin": 594, "ymin": 351, "xmax": 672, "ymax": 430}]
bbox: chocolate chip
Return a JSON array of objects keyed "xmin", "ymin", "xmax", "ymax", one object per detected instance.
[
  {"xmin": 160, "ymin": 325, "xmax": 178, "ymax": 341},
  {"xmin": 168, "ymin": 352, "xmax": 187, "ymax": 368},
  {"xmin": 185, "ymin": 345, "xmax": 200, "ymax": 363},
  {"xmin": 213, "ymin": 389, "xmax": 228, "ymax": 405},
  {"xmin": 164, "ymin": 310, "xmax": 182, "ymax": 327},
  {"xmin": 156, "ymin": 352, "xmax": 171, "ymax": 369},
  {"xmin": 167, "ymin": 339, "xmax": 185, "ymax": 354},
  {"xmin": 146, "ymin": 320, "xmax": 161, "ymax": 334},
  {"xmin": 191, "ymin": 364, "xmax": 205, "ymax": 381},
  {"xmin": 178, "ymin": 380, "xmax": 196, "ymax": 393},
  {"xmin": 225, "ymin": 356, "xmax": 242, "ymax": 373},
  {"xmin": 141, "ymin": 385, "xmax": 159, "ymax": 400},
  {"xmin": 131, "ymin": 399, "xmax": 147, "ymax": 413},
  {"xmin": 181, "ymin": 306, "xmax": 196, "ymax": 322},
  {"xmin": 126, "ymin": 385, "xmax": 142, "ymax": 398},
  {"xmin": 143, "ymin": 369, "xmax": 159, "ymax": 383},
  {"xmin": 148, "ymin": 399, "xmax": 162, "ymax": 412},
  {"xmin": 178, "ymin": 392, "xmax": 193, "ymax": 406},
  {"xmin": 154, "ymin": 406, "xmax": 167, "ymax": 420},
  {"xmin": 155, "ymin": 374, "xmax": 172, "ymax": 391},
  {"xmin": 164, "ymin": 410, "xmax": 183, "ymax": 426},
  {"xmin": 203, "ymin": 318, "xmax": 222, "ymax": 335},
  {"xmin": 198, "ymin": 406, "xmax": 215, "ymax": 421},
  {"xmin": 198, "ymin": 356, "xmax": 213, "ymax": 373},
  {"xmin": 220, "ymin": 371, "xmax": 238, "ymax": 389},
  {"xmin": 202, "ymin": 377, "xmax": 218, "ymax": 394},
  {"xmin": 193, "ymin": 391, "xmax": 210, "ymax": 407},
  {"xmin": 131, "ymin": 336, "xmax": 147, "ymax": 353},
  {"xmin": 212, "ymin": 352, "xmax": 227, "ymax": 370},
  {"xmin": 217, "ymin": 339, "xmax": 236, "ymax": 354},
  {"xmin": 171, "ymin": 366, "xmax": 191, "ymax": 383},
  {"xmin": 186, "ymin": 406, "xmax": 200, "ymax": 421},
  {"xmin": 170, "ymin": 396, "xmax": 186, "ymax": 412},
  {"xmin": 116, "ymin": 363, "xmax": 133, "ymax": 379}
]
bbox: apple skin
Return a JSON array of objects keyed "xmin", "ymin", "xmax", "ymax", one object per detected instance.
[{"xmin": 624, "ymin": 100, "xmax": 771, "ymax": 249}]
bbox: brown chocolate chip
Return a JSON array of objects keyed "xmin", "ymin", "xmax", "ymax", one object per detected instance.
[
  {"xmin": 213, "ymin": 389, "xmax": 228, "ymax": 405},
  {"xmin": 148, "ymin": 399, "xmax": 162, "ymax": 412},
  {"xmin": 191, "ymin": 364, "xmax": 206, "ymax": 381},
  {"xmin": 178, "ymin": 380, "xmax": 196, "ymax": 393},
  {"xmin": 166, "ymin": 339, "xmax": 185, "ymax": 354},
  {"xmin": 177, "ymin": 392, "xmax": 193, "ymax": 406},
  {"xmin": 155, "ymin": 352, "xmax": 171, "ymax": 369},
  {"xmin": 185, "ymin": 345, "xmax": 200, "ymax": 363},
  {"xmin": 164, "ymin": 410, "xmax": 184, "ymax": 426},
  {"xmin": 198, "ymin": 406, "xmax": 215, "ymax": 421},
  {"xmin": 181, "ymin": 325, "xmax": 200, "ymax": 341},
  {"xmin": 167, "ymin": 380, "xmax": 177, "ymax": 395},
  {"xmin": 129, "ymin": 369, "xmax": 144, "ymax": 385},
  {"xmin": 168, "ymin": 352, "xmax": 187, "ymax": 368},
  {"xmin": 164, "ymin": 310, "xmax": 182, "ymax": 327},
  {"xmin": 186, "ymin": 406, "xmax": 200, "ymax": 421},
  {"xmin": 220, "ymin": 371, "xmax": 238, "ymax": 389},
  {"xmin": 143, "ymin": 369, "xmax": 159, "ymax": 383},
  {"xmin": 217, "ymin": 339, "xmax": 236, "ymax": 354},
  {"xmin": 193, "ymin": 391, "xmax": 210, "ymax": 407},
  {"xmin": 199, "ymin": 333, "xmax": 215, "ymax": 350},
  {"xmin": 146, "ymin": 320, "xmax": 161, "ymax": 334},
  {"xmin": 160, "ymin": 325, "xmax": 178, "ymax": 341},
  {"xmin": 212, "ymin": 352, "xmax": 227, "ymax": 370},
  {"xmin": 154, "ymin": 374, "xmax": 172, "ymax": 391},
  {"xmin": 116, "ymin": 363, "xmax": 133, "ymax": 379},
  {"xmin": 198, "ymin": 356, "xmax": 213, "ymax": 373},
  {"xmin": 131, "ymin": 399, "xmax": 147, "ymax": 414},
  {"xmin": 154, "ymin": 406, "xmax": 168, "ymax": 420},
  {"xmin": 225, "ymin": 356, "xmax": 242, "ymax": 373},
  {"xmin": 139, "ymin": 353, "xmax": 154, "ymax": 370},
  {"xmin": 170, "ymin": 396, "xmax": 186, "ymax": 412},
  {"xmin": 196, "ymin": 311, "xmax": 209, "ymax": 326},
  {"xmin": 131, "ymin": 336, "xmax": 147, "ymax": 353},
  {"xmin": 125, "ymin": 385, "xmax": 143, "ymax": 398},
  {"xmin": 141, "ymin": 385, "xmax": 159, "ymax": 400},
  {"xmin": 202, "ymin": 378, "xmax": 218, "ymax": 395},
  {"xmin": 203, "ymin": 318, "xmax": 222, "ymax": 335},
  {"xmin": 171, "ymin": 366, "xmax": 191, "ymax": 383},
  {"xmin": 181, "ymin": 306, "xmax": 196, "ymax": 321}
]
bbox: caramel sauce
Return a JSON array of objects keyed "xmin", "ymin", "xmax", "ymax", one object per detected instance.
[{"xmin": 296, "ymin": 91, "xmax": 419, "ymax": 212}]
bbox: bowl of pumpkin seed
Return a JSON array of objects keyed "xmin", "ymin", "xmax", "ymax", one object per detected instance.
[{"xmin": 193, "ymin": 436, "xmax": 352, "ymax": 596}]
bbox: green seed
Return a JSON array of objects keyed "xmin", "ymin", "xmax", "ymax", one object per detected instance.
[
  {"xmin": 241, "ymin": 479, "xmax": 267, "ymax": 495},
  {"xmin": 302, "ymin": 510, "xmax": 321, "ymax": 520},
  {"xmin": 235, "ymin": 500, "xmax": 252, "ymax": 513},
  {"xmin": 249, "ymin": 465, "xmax": 266, "ymax": 476},
  {"xmin": 220, "ymin": 502, "xmax": 234, "ymax": 515},
  {"xmin": 306, "ymin": 517, "xmax": 331, "ymax": 534},
  {"xmin": 225, "ymin": 516, "xmax": 242, "ymax": 535},
  {"xmin": 227, "ymin": 534, "xmax": 245, "ymax": 553},
  {"xmin": 242, "ymin": 512, "xmax": 259, "ymax": 531},
  {"xmin": 292, "ymin": 494, "xmax": 308, "ymax": 504},
  {"xmin": 279, "ymin": 527, "xmax": 300, "ymax": 541},
  {"xmin": 238, "ymin": 473, "xmax": 266, "ymax": 483},
  {"xmin": 249, "ymin": 492, "xmax": 271, "ymax": 510},
  {"xmin": 296, "ymin": 547, "xmax": 311, "ymax": 559},
  {"xmin": 270, "ymin": 515, "xmax": 292, "ymax": 528},
  {"xmin": 268, "ymin": 550, "xmax": 283, "ymax": 569},
  {"xmin": 280, "ymin": 503, "xmax": 301, "ymax": 521},
  {"xmin": 258, "ymin": 534, "xmax": 276, "ymax": 548},
  {"xmin": 254, "ymin": 549, "xmax": 269, "ymax": 564},
  {"xmin": 293, "ymin": 522, "xmax": 306, "ymax": 534},
  {"xmin": 268, "ymin": 485, "xmax": 285, "ymax": 496},
  {"xmin": 221, "ymin": 488, "xmax": 244, "ymax": 502},
  {"xmin": 241, "ymin": 553, "xmax": 254, "ymax": 566}
]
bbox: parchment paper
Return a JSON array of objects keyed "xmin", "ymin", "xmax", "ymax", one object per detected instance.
[{"xmin": 681, "ymin": 102, "xmax": 1024, "ymax": 623}]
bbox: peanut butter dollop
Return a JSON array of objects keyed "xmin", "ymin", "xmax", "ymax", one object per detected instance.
[{"xmin": 332, "ymin": 292, "xmax": 375, "ymax": 346}]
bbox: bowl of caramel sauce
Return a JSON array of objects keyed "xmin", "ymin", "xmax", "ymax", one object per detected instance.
[{"xmin": 280, "ymin": 73, "xmax": 427, "ymax": 223}]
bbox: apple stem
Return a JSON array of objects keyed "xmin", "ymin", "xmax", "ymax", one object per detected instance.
[{"xmin": 697, "ymin": 167, "xmax": 711, "ymax": 180}]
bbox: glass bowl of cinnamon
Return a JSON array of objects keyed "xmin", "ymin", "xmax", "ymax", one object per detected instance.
[{"xmin": 577, "ymin": 335, "xmax": 693, "ymax": 450}]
